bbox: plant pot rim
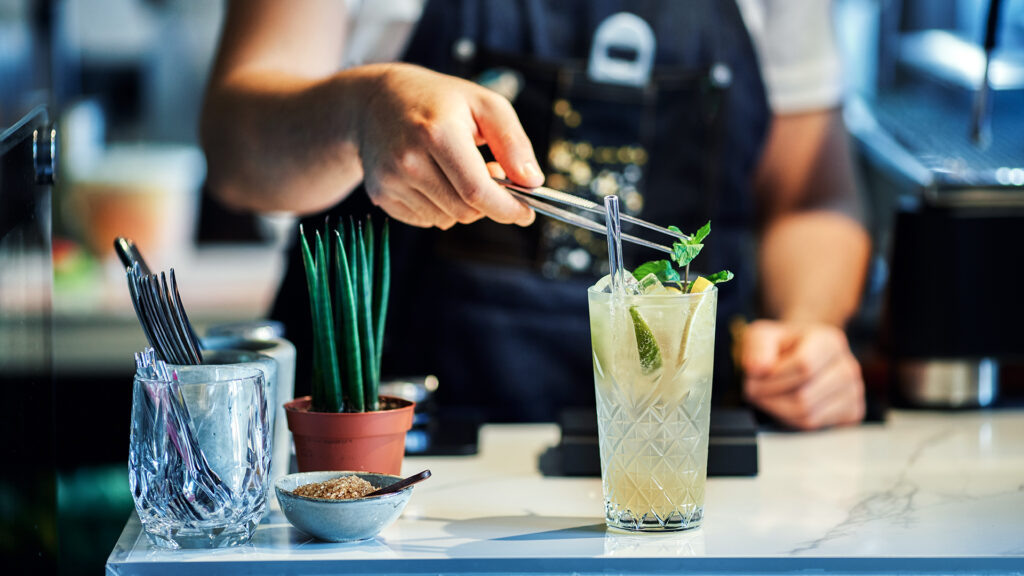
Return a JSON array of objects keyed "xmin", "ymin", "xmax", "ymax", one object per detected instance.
[
  {"xmin": 284, "ymin": 395, "xmax": 415, "ymax": 441},
  {"xmin": 284, "ymin": 395, "xmax": 414, "ymax": 414}
]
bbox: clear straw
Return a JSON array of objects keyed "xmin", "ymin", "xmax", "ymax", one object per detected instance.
[{"xmin": 604, "ymin": 195, "xmax": 625, "ymax": 294}]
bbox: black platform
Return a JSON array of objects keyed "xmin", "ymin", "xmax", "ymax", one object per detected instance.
[{"xmin": 540, "ymin": 407, "xmax": 759, "ymax": 477}]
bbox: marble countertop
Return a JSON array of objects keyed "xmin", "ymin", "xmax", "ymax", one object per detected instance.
[{"xmin": 106, "ymin": 410, "xmax": 1024, "ymax": 575}]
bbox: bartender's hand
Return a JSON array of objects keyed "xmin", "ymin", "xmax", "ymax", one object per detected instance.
[
  {"xmin": 358, "ymin": 63, "xmax": 543, "ymax": 229},
  {"xmin": 741, "ymin": 319, "xmax": 865, "ymax": 430}
]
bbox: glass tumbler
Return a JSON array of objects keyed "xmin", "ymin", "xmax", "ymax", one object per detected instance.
[
  {"xmin": 588, "ymin": 286, "xmax": 717, "ymax": 531},
  {"xmin": 129, "ymin": 364, "xmax": 271, "ymax": 549}
]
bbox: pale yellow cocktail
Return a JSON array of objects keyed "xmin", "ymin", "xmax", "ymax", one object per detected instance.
[{"xmin": 588, "ymin": 282, "xmax": 717, "ymax": 531}]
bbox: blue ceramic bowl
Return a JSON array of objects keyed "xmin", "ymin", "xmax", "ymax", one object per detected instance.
[{"xmin": 275, "ymin": 471, "xmax": 413, "ymax": 542}]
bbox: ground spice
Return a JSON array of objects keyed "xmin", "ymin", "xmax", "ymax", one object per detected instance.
[{"xmin": 292, "ymin": 475, "xmax": 377, "ymax": 500}]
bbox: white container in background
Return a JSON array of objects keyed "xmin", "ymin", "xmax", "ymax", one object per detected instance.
[{"xmin": 203, "ymin": 333, "xmax": 297, "ymax": 496}]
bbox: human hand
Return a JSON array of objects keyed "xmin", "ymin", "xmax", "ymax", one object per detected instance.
[
  {"xmin": 740, "ymin": 320, "xmax": 865, "ymax": 430},
  {"xmin": 356, "ymin": 63, "xmax": 543, "ymax": 229}
]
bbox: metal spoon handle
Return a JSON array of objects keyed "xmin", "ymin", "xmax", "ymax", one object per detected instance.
[
  {"xmin": 364, "ymin": 469, "xmax": 431, "ymax": 498},
  {"xmin": 114, "ymin": 237, "xmax": 152, "ymax": 275}
]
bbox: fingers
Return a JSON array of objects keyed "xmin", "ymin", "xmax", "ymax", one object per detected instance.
[
  {"xmin": 769, "ymin": 325, "xmax": 844, "ymax": 382},
  {"xmin": 416, "ymin": 157, "xmax": 484, "ymax": 225},
  {"xmin": 740, "ymin": 320, "xmax": 792, "ymax": 378},
  {"xmin": 745, "ymin": 326, "xmax": 845, "ymax": 397},
  {"xmin": 808, "ymin": 361, "xmax": 866, "ymax": 428},
  {"xmin": 429, "ymin": 121, "xmax": 535, "ymax": 226},
  {"xmin": 365, "ymin": 172, "xmax": 456, "ymax": 229},
  {"xmin": 748, "ymin": 357, "xmax": 843, "ymax": 429},
  {"xmin": 400, "ymin": 188, "xmax": 458, "ymax": 230},
  {"xmin": 486, "ymin": 161, "xmax": 507, "ymax": 180},
  {"xmin": 472, "ymin": 94, "xmax": 545, "ymax": 188},
  {"xmin": 367, "ymin": 143, "xmax": 486, "ymax": 228},
  {"xmin": 358, "ymin": 66, "xmax": 538, "ymax": 227},
  {"xmin": 741, "ymin": 321, "xmax": 866, "ymax": 430},
  {"xmin": 486, "ymin": 161, "xmax": 535, "ymax": 224},
  {"xmin": 746, "ymin": 355, "xmax": 865, "ymax": 431},
  {"xmin": 368, "ymin": 194, "xmax": 429, "ymax": 228}
]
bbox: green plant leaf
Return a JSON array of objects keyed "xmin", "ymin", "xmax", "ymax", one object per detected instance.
[
  {"xmin": 322, "ymin": 216, "xmax": 331, "ymax": 277},
  {"xmin": 302, "ymin": 217, "xmax": 392, "ymax": 413},
  {"xmin": 334, "ymin": 228, "xmax": 363, "ymax": 412},
  {"xmin": 316, "ymin": 231, "xmax": 343, "ymax": 412},
  {"xmin": 371, "ymin": 219, "xmax": 390, "ymax": 407},
  {"xmin": 706, "ymin": 269, "xmax": 734, "ymax": 284},
  {"xmin": 363, "ymin": 216, "xmax": 374, "ymax": 285},
  {"xmin": 355, "ymin": 224, "xmax": 378, "ymax": 411},
  {"xmin": 631, "ymin": 260, "xmax": 680, "ymax": 283},
  {"xmin": 299, "ymin": 226, "xmax": 325, "ymax": 411}
]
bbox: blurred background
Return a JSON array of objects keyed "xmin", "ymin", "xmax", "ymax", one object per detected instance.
[{"xmin": 1, "ymin": 0, "xmax": 1022, "ymax": 573}]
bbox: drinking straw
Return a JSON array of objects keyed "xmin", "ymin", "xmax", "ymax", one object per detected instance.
[{"xmin": 604, "ymin": 195, "xmax": 625, "ymax": 293}]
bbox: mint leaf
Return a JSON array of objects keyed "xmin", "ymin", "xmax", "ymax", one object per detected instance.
[
  {"xmin": 692, "ymin": 221, "xmax": 711, "ymax": 243},
  {"xmin": 667, "ymin": 222, "xmax": 709, "ymax": 267},
  {"xmin": 706, "ymin": 270, "xmax": 734, "ymax": 284},
  {"xmin": 671, "ymin": 242, "xmax": 703, "ymax": 267},
  {"xmin": 632, "ymin": 260, "xmax": 681, "ymax": 283}
]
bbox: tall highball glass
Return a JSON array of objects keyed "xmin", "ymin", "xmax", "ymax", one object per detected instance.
[{"xmin": 588, "ymin": 286, "xmax": 717, "ymax": 531}]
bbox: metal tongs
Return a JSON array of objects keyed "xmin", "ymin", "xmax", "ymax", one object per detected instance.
[{"xmin": 495, "ymin": 178, "xmax": 689, "ymax": 253}]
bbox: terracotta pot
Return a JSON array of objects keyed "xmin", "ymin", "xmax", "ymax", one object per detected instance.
[{"xmin": 284, "ymin": 395, "xmax": 415, "ymax": 474}]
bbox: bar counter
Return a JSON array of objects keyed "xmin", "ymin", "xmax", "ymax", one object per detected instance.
[{"xmin": 106, "ymin": 410, "xmax": 1024, "ymax": 575}]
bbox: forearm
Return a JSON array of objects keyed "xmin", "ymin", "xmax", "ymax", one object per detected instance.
[
  {"xmin": 201, "ymin": 65, "xmax": 387, "ymax": 215},
  {"xmin": 759, "ymin": 211, "xmax": 870, "ymax": 326},
  {"xmin": 755, "ymin": 109, "xmax": 870, "ymax": 326}
]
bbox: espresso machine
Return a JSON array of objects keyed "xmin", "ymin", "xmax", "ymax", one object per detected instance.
[{"xmin": 848, "ymin": 0, "xmax": 1024, "ymax": 407}]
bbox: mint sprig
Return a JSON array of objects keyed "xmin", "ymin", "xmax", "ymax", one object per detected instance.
[
  {"xmin": 630, "ymin": 221, "xmax": 734, "ymax": 290},
  {"xmin": 631, "ymin": 260, "xmax": 680, "ymax": 283},
  {"xmin": 668, "ymin": 222, "xmax": 709, "ymax": 267}
]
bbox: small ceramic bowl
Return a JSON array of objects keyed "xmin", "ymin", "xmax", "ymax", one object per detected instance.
[{"xmin": 275, "ymin": 471, "xmax": 413, "ymax": 542}]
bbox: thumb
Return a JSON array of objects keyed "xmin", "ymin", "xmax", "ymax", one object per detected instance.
[
  {"xmin": 472, "ymin": 93, "xmax": 544, "ymax": 188},
  {"xmin": 741, "ymin": 320, "xmax": 790, "ymax": 378}
]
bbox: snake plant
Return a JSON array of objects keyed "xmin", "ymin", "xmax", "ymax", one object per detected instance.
[{"xmin": 300, "ymin": 217, "xmax": 390, "ymax": 413}]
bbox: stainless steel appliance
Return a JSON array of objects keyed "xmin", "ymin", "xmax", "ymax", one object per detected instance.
[{"xmin": 847, "ymin": 0, "xmax": 1024, "ymax": 408}]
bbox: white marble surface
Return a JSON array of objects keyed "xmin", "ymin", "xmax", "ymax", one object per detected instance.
[{"xmin": 107, "ymin": 410, "xmax": 1024, "ymax": 574}]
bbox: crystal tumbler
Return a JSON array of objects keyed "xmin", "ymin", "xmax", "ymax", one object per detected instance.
[
  {"xmin": 129, "ymin": 364, "xmax": 270, "ymax": 548},
  {"xmin": 588, "ymin": 286, "xmax": 717, "ymax": 531}
]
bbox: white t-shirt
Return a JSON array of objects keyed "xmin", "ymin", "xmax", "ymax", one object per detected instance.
[
  {"xmin": 344, "ymin": 0, "xmax": 843, "ymax": 114},
  {"xmin": 735, "ymin": 0, "xmax": 843, "ymax": 113}
]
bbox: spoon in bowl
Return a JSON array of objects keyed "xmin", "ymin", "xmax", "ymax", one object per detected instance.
[{"xmin": 364, "ymin": 469, "xmax": 431, "ymax": 498}]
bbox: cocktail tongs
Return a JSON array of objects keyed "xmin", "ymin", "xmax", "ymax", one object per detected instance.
[{"xmin": 494, "ymin": 178, "xmax": 688, "ymax": 254}]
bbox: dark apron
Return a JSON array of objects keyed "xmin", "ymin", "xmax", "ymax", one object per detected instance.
[{"xmin": 272, "ymin": 0, "xmax": 769, "ymax": 422}]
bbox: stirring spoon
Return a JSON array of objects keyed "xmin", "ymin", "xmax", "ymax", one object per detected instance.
[{"xmin": 363, "ymin": 470, "xmax": 431, "ymax": 498}]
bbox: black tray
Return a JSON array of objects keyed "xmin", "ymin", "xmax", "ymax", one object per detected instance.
[{"xmin": 540, "ymin": 407, "xmax": 758, "ymax": 477}]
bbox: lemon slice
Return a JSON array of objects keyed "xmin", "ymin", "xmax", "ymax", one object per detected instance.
[
  {"xmin": 678, "ymin": 280, "xmax": 715, "ymax": 365},
  {"xmin": 690, "ymin": 276, "xmax": 714, "ymax": 293},
  {"xmin": 629, "ymin": 306, "xmax": 663, "ymax": 375}
]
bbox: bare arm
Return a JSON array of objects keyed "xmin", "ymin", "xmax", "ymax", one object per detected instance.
[
  {"xmin": 201, "ymin": 0, "xmax": 357, "ymax": 214},
  {"xmin": 201, "ymin": 0, "xmax": 542, "ymax": 225},
  {"xmin": 741, "ymin": 109, "xmax": 871, "ymax": 430},
  {"xmin": 755, "ymin": 110, "xmax": 870, "ymax": 326}
]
